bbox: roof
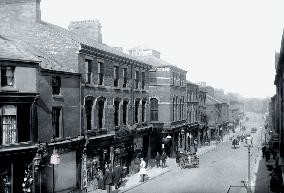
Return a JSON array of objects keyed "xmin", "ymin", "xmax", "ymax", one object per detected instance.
[
  {"xmin": 0, "ymin": 35, "xmax": 39, "ymax": 63},
  {"xmin": 137, "ymin": 55, "xmax": 186, "ymax": 72},
  {"xmin": 206, "ymin": 94, "xmax": 222, "ymax": 105},
  {"xmin": 0, "ymin": 21, "xmax": 152, "ymax": 73}
]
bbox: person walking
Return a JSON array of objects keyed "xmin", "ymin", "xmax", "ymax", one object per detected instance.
[
  {"xmin": 139, "ymin": 158, "xmax": 147, "ymax": 182},
  {"xmin": 161, "ymin": 151, "xmax": 167, "ymax": 168},
  {"xmin": 262, "ymin": 146, "xmax": 267, "ymax": 158},
  {"xmin": 265, "ymin": 148, "xmax": 271, "ymax": 162},
  {"xmin": 103, "ymin": 167, "xmax": 113, "ymax": 193},
  {"xmin": 113, "ymin": 164, "xmax": 123, "ymax": 189},
  {"xmin": 155, "ymin": 152, "xmax": 160, "ymax": 167}
]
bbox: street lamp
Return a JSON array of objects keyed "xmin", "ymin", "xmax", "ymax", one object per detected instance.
[{"xmin": 246, "ymin": 136, "xmax": 252, "ymax": 193}]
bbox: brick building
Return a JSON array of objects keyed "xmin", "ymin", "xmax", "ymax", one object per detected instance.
[
  {"xmin": 129, "ymin": 46, "xmax": 187, "ymax": 158},
  {"xmin": 185, "ymin": 82, "xmax": 200, "ymax": 150},
  {"xmin": 0, "ymin": 0, "xmax": 153, "ymax": 192},
  {"xmin": 0, "ymin": 33, "xmax": 82, "ymax": 193}
]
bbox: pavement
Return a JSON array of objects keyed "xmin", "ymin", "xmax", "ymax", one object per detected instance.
[{"xmin": 89, "ymin": 129, "xmax": 239, "ymax": 193}]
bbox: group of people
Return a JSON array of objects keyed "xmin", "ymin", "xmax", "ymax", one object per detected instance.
[
  {"xmin": 155, "ymin": 151, "xmax": 168, "ymax": 168},
  {"xmin": 101, "ymin": 163, "xmax": 124, "ymax": 193},
  {"xmin": 262, "ymin": 145, "xmax": 277, "ymax": 162}
]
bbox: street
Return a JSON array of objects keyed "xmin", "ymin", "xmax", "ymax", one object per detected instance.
[{"xmin": 124, "ymin": 113, "xmax": 267, "ymax": 193}]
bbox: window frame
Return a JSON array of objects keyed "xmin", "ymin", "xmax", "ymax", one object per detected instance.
[
  {"xmin": 1, "ymin": 66, "xmax": 15, "ymax": 87},
  {"xmin": 52, "ymin": 76, "xmax": 61, "ymax": 95},
  {"xmin": 98, "ymin": 62, "xmax": 104, "ymax": 86},
  {"xmin": 52, "ymin": 106, "xmax": 63, "ymax": 139}
]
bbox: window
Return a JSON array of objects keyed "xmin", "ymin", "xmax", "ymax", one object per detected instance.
[
  {"xmin": 85, "ymin": 60, "xmax": 92, "ymax": 84},
  {"xmin": 123, "ymin": 68, "xmax": 127, "ymax": 88},
  {"xmin": 114, "ymin": 66, "xmax": 119, "ymax": 87},
  {"xmin": 141, "ymin": 72, "xmax": 145, "ymax": 90},
  {"xmin": 172, "ymin": 98, "xmax": 175, "ymax": 121},
  {"xmin": 98, "ymin": 62, "xmax": 104, "ymax": 85},
  {"xmin": 97, "ymin": 100, "xmax": 104, "ymax": 129},
  {"xmin": 0, "ymin": 105, "xmax": 17, "ymax": 145},
  {"xmin": 85, "ymin": 100, "xmax": 93, "ymax": 131},
  {"xmin": 1, "ymin": 66, "xmax": 14, "ymax": 87},
  {"xmin": 135, "ymin": 100, "xmax": 139, "ymax": 123},
  {"xmin": 52, "ymin": 107, "xmax": 63, "ymax": 138},
  {"xmin": 52, "ymin": 76, "xmax": 61, "ymax": 95},
  {"xmin": 114, "ymin": 100, "xmax": 120, "ymax": 126},
  {"xmin": 150, "ymin": 98, "xmax": 158, "ymax": 121},
  {"xmin": 179, "ymin": 98, "xmax": 182, "ymax": 120},
  {"xmin": 135, "ymin": 71, "xmax": 139, "ymax": 89},
  {"xmin": 122, "ymin": 101, "xmax": 128, "ymax": 125},
  {"xmin": 142, "ymin": 100, "xmax": 146, "ymax": 122},
  {"xmin": 172, "ymin": 72, "xmax": 175, "ymax": 85}
]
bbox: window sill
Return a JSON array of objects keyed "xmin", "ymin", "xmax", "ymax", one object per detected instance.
[
  {"xmin": 53, "ymin": 94, "xmax": 63, "ymax": 99},
  {"xmin": 1, "ymin": 87, "xmax": 19, "ymax": 92},
  {"xmin": 0, "ymin": 141, "xmax": 32, "ymax": 148}
]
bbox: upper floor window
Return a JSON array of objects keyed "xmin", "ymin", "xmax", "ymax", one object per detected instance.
[
  {"xmin": 114, "ymin": 66, "xmax": 119, "ymax": 87},
  {"xmin": 142, "ymin": 100, "xmax": 146, "ymax": 122},
  {"xmin": 123, "ymin": 68, "xmax": 128, "ymax": 88},
  {"xmin": 1, "ymin": 66, "xmax": 14, "ymax": 87},
  {"xmin": 150, "ymin": 98, "xmax": 159, "ymax": 121},
  {"xmin": 85, "ymin": 59, "xmax": 92, "ymax": 84},
  {"xmin": 135, "ymin": 71, "xmax": 139, "ymax": 89},
  {"xmin": 85, "ymin": 99, "xmax": 93, "ymax": 131},
  {"xmin": 52, "ymin": 76, "xmax": 61, "ymax": 95},
  {"xmin": 114, "ymin": 100, "xmax": 120, "ymax": 126},
  {"xmin": 172, "ymin": 72, "xmax": 175, "ymax": 85},
  {"xmin": 134, "ymin": 100, "xmax": 140, "ymax": 123},
  {"xmin": 52, "ymin": 107, "xmax": 63, "ymax": 139},
  {"xmin": 141, "ymin": 72, "xmax": 145, "ymax": 90},
  {"xmin": 122, "ymin": 101, "xmax": 128, "ymax": 125},
  {"xmin": 98, "ymin": 62, "xmax": 104, "ymax": 85}
]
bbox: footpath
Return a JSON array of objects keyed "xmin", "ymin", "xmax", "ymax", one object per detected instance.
[{"xmin": 89, "ymin": 129, "xmax": 238, "ymax": 193}]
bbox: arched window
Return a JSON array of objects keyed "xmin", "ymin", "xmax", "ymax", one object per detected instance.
[
  {"xmin": 85, "ymin": 99, "xmax": 93, "ymax": 131},
  {"xmin": 150, "ymin": 98, "xmax": 159, "ymax": 121},
  {"xmin": 134, "ymin": 100, "xmax": 140, "ymax": 123},
  {"xmin": 96, "ymin": 97, "xmax": 106, "ymax": 129},
  {"xmin": 142, "ymin": 100, "xmax": 146, "ymax": 122},
  {"xmin": 114, "ymin": 100, "xmax": 120, "ymax": 126},
  {"xmin": 122, "ymin": 100, "xmax": 128, "ymax": 125},
  {"xmin": 172, "ymin": 98, "xmax": 175, "ymax": 121}
]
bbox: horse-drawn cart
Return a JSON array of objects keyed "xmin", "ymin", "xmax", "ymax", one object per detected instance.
[{"xmin": 178, "ymin": 152, "xmax": 199, "ymax": 169}]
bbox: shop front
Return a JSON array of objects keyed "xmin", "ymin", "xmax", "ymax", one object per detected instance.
[
  {"xmin": 0, "ymin": 147, "xmax": 36, "ymax": 193},
  {"xmin": 84, "ymin": 134, "xmax": 114, "ymax": 192}
]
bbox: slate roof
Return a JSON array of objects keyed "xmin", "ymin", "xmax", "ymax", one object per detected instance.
[
  {"xmin": 0, "ymin": 35, "xmax": 39, "ymax": 62},
  {"xmin": 206, "ymin": 94, "xmax": 222, "ymax": 105},
  {"xmin": 0, "ymin": 21, "xmax": 152, "ymax": 73},
  {"xmin": 137, "ymin": 55, "xmax": 186, "ymax": 72}
]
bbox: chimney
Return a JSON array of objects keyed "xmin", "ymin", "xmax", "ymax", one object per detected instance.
[
  {"xmin": 68, "ymin": 20, "xmax": 102, "ymax": 44},
  {"xmin": 0, "ymin": 0, "xmax": 41, "ymax": 23}
]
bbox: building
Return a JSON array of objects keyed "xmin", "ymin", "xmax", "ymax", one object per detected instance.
[
  {"xmin": 0, "ymin": 33, "xmax": 82, "ymax": 193},
  {"xmin": 0, "ymin": 0, "xmax": 153, "ymax": 192},
  {"xmin": 130, "ymin": 46, "xmax": 187, "ymax": 158},
  {"xmin": 185, "ymin": 82, "xmax": 201, "ymax": 149}
]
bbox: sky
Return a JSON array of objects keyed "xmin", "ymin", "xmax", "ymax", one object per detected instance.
[{"xmin": 41, "ymin": 0, "xmax": 284, "ymax": 99}]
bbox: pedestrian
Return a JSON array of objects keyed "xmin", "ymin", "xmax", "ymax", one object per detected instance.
[
  {"xmin": 97, "ymin": 170, "xmax": 104, "ymax": 190},
  {"xmin": 161, "ymin": 151, "xmax": 167, "ymax": 168},
  {"xmin": 272, "ymin": 149, "xmax": 278, "ymax": 160},
  {"xmin": 103, "ymin": 167, "xmax": 113, "ymax": 193},
  {"xmin": 262, "ymin": 146, "xmax": 267, "ymax": 158},
  {"xmin": 155, "ymin": 152, "xmax": 160, "ymax": 167},
  {"xmin": 113, "ymin": 163, "xmax": 123, "ymax": 189},
  {"xmin": 176, "ymin": 151, "xmax": 180, "ymax": 164},
  {"xmin": 139, "ymin": 158, "xmax": 147, "ymax": 182},
  {"xmin": 265, "ymin": 148, "xmax": 271, "ymax": 162}
]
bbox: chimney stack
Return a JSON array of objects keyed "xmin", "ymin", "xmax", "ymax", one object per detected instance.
[
  {"xmin": 0, "ymin": 0, "xmax": 41, "ymax": 23},
  {"xmin": 68, "ymin": 20, "xmax": 102, "ymax": 44}
]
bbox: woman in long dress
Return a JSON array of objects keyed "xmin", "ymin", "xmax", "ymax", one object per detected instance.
[{"xmin": 139, "ymin": 158, "xmax": 147, "ymax": 182}]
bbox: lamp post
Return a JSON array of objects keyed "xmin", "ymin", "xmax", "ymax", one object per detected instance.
[{"xmin": 246, "ymin": 136, "xmax": 252, "ymax": 193}]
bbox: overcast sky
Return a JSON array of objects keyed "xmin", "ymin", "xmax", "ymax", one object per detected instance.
[{"xmin": 41, "ymin": 0, "xmax": 284, "ymax": 99}]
